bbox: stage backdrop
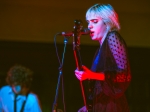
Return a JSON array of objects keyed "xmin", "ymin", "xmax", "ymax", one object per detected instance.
[{"xmin": 0, "ymin": 0, "xmax": 150, "ymax": 47}]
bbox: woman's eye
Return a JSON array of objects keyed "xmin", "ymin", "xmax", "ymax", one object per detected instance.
[{"xmin": 93, "ymin": 20, "xmax": 98, "ymax": 23}]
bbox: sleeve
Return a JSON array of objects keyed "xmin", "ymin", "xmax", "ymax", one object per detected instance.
[
  {"xmin": 26, "ymin": 94, "xmax": 42, "ymax": 112},
  {"xmin": 31, "ymin": 95, "xmax": 42, "ymax": 112},
  {"xmin": 0, "ymin": 89, "xmax": 3, "ymax": 112},
  {"xmin": 101, "ymin": 32, "xmax": 131, "ymax": 99}
]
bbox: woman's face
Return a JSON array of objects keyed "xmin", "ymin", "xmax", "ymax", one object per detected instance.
[{"xmin": 86, "ymin": 12, "xmax": 107, "ymax": 43}]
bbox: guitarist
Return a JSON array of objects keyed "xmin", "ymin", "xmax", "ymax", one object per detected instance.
[
  {"xmin": 74, "ymin": 3, "xmax": 131, "ymax": 112},
  {"xmin": 0, "ymin": 64, "xmax": 42, "ymax": 112}
]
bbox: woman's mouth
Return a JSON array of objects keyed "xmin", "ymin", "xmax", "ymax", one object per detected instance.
[{"xmin": 90, "ymin": 31, "xmax": 94, "ymax": 37}]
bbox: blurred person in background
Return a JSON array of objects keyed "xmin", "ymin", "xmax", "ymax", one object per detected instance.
[{"xmin": 0, "ymin": 64, "xmax": 42, "ymax": 112}]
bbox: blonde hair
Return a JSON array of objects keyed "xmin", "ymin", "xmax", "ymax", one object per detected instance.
[{"xmin": 86, "ymin": 4, "xmax": 120, "ymax": 31}]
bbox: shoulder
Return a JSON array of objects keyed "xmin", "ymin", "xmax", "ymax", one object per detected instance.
[
  {"xmin": 107, "ymin": 31, "xmax": 120, "ymax": 40},
  {"xmin": 0, "ymin": 85, "xmax": 11, "ymax": 93},
  {"xmin": 25, "ymin": 93, "xmax": 41, "ymax": 112},
  {"xmin": 106, "ymin": 31, "xmax": 126, "ymax": 44},
  {"xmin": 27, "ymin": 92, "xmax": 40, "ymax": 103},
  {"xmin": 106, "ymin": 31, "xmax": 127, "ymax": 48},
  {"xmin": 28, "ymin": 92, "xmax": 37, "ymax": 100},
  {"xmin": 25, "ymin": 92, "xmax": 41, "ymax": 110},
  {"xmin": 0, "ymin": 85, "xmax": 12, "ymax": 98}
]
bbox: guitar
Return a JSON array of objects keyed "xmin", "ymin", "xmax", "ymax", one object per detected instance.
[{"xmin": 72, "ymin": 19, "xmax": 92, "ymax": 112}]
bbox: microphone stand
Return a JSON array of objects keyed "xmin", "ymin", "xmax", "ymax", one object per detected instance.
[{"xmin": 52, "ymin": 37, "xmax": 68, "ymax": 112}]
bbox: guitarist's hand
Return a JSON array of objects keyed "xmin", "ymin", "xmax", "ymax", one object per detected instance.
[
  {"xmin": 78, "ymin": 106, "xmax": 87, "ymax": 112},
  {"xmin": 75, "ymin": 65, "xmax": 92, "ymax": 81}
]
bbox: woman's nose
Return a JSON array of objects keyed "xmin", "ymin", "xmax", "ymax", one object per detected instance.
[{"xmin": 88, "ymin": 23, "xmax": 93, "ymax": 29}]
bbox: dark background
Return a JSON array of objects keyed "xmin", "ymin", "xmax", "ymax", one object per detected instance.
[
  {"xmin": 0, "ymin": 0, "xmax": 150, "ymax": 47},
  {"xmin": 0, "ymin": 41, "xmax": 150, "ymax": 112}
]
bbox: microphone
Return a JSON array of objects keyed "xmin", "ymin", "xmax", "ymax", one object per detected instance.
[{"xmin": 59, "ymin": 28, "xmax": 90, "ymax": 37}]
